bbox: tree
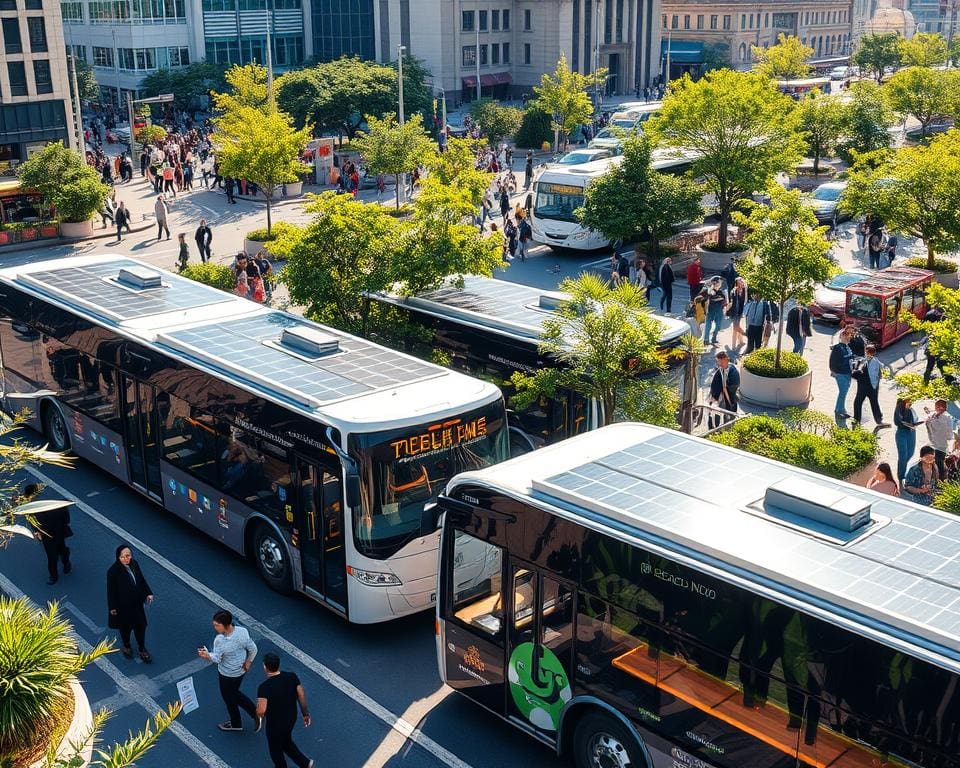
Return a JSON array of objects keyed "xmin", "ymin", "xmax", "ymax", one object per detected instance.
[
  {"xmin": 214, "ymin": 106, "xmax": 311, "ymax": 235},
  {"xmin": 852, "ymin": 32, "xmax": 901, "ymax": 83},
  {"xmin": 134, "ymin": 124, "xmax": 167, "ymax": 155},
  {"xmin": 577, "ymin": 134, "xmax": 702, "ymax": 259},
  {"xmin": 734, "ymin": 186, "xmax": 834, "ymax": 370},
  {"xmin": 17, "ymin": 141, "xmax": 109, "ymax": 223},
  {"xmin": 514, "ymin": 107, "xmax": 553, "ymax": 149},
  {"xmin": 647, "ymin": 69, "xmax": 803, "ymax": 248},
  {"xmin": 900, "ymin": 283, "xmax": 960, "ymax": 398},
  {"xmin": 702, "ymin": 42, "xmax": 731, "ymax": 73},
  {"xmin": 884, "ymin": 66, "xmax": 960, "ymax": 137},
  {"xmin": 393, "ymin": 54, "xmax": 434, "ymax": 124},
  {"xmin": 69, "ymin": 57, "xmax": 99, "ymax": 103},
  {"xmin": 353, "ymin": 113, "xmax": 436, "ymax": 209},
  {"xmin": 424, "ymin": 136, "xmax": 493, "ymax": 207},
  {"xmin": 212, "ymin": 62, "xmax": 269, "ymax": 115},
  {"xmin": 140, "ymin": 63, "xmax": 227, "ymax": 111},
  {"xmin": 752, "ymin": 33, "xmax": 813, "ymax": 80},
  {"xmin": 797, "ymin": 91, "xmax": 845, "ymax": 174},
  {"xmin": 530, "ymin": 54, "xmax": 605, "ymax": 150},
  {"xmin": 842, "ymin": 129, "xmax": 960, "ymax": 269},
  {"xmin": 837, "ymin": 81, "xmax": 892, "ymax": 162},
  {"xmin": 509, "ymin": 274, "xmax": 668, "ymax": 426},
  {"xmin": 899, "ymin": 32, "xmax": 949, "ymax": 67},
  {"xmin": 468, "ymin": 98, "xmax": 523, "ymax": 144}
]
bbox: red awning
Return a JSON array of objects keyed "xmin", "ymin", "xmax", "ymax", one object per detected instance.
[
  {"xmin": 462, "ymin": 72, "xmax": 513, "ymax": 88},
  {"xmin": 462, "ymin": 76, "xmax": 477, "ymax": 88}
]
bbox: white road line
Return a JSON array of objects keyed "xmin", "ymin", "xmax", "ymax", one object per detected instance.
[
  {"xmin": 64, "ymin": 600, "xmax": 106, "ymax": 634},
  {"xmin": 0, "ymin": 571, "xmax": 231, "ymax": 768},
  {"xmin": 27, "ymin": 467, "xmax": 474, "ymax": 768},
  {"xmin": 92, "ymin": 658, "xmax": 210, "ymax": 712}
]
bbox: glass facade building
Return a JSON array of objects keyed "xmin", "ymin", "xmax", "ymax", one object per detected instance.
[{"xmin": 312, "ymin": 0, "xmax": 375, "ymax": 61}]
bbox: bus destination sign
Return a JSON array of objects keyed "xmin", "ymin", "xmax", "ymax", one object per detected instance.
[
  {"xmin": 539, "ymin": 182, "xmax": 582, "ymax": 195},
  {"xmin": 391, "ymin": 417, "xmax": 488, "ymax": 460}
]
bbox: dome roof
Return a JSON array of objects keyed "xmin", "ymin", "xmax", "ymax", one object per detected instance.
[{"xmin": 865, "ymin": 0, "xmax": 916, "ymax": 38}]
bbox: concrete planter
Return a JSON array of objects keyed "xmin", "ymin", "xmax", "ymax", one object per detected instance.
[
  {"xmin": 30, "ymin": 678, "xmax": 94, "ymax": 768},
  {"xmin": 933, "ymin": 271, "xmax": 960, "ymax": 290},
  {"xmin": 696, "ymin": 244, "xmax": 747, "ymax": 274},
  {"xmin": 283, "ymin": 181, "xmax": 303, "ymax": 197},
  {"xmin": 739, "ymin": 366, "xmax": 813, "ymax": 408},
  {"xmin": 244, "ymin": 238, "xmax": 272, "ymax": 257},
  {"xmin": 60, "ymin": 220, "xmax": 93, "ymax": 238}
]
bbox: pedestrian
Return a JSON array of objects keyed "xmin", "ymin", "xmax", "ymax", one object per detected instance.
[
  {"xmin": 894, "ymin": 397, "xmax": 920, "ymax": 483},
  {"xmin": 524, "ymin": 150, "xmax": 534, "ymax": 190},
  {"xmin": 689, "ymin": 288, "xmax": 707, "ymax": 336},
  {"xmin": 100, "ymin": 195, "xmax": 115, "ymax": 229},
  {"xmin": 727, "ymin": 277, "xmax": 747, "ymax": 349},
  {"xmin": 886, "ymin": 233, "xmax": 898, "ymax": 265},
  {"xmin": 708, "ymin": 350, "xmax": 740, "ymax": 427},
  {"xmin": 852, "ymin": 344, "xmax": 886, "ymax": 427},
  {"xmin": 504, "ymin": 217, "xmax": 518, "ymax": 261},
  {"xmin": 786, "ymin": 303, "xmax": 813, "ymax": 355},
  {"xmin": 23, "ymin": 484, "xmax": 72, "ymax": 585},
  {"xmin": 903, "ymin": 445, "xmax": 940, "ymax": 505},
  {"xmin": 760, "ymin": 299, "xmax": 779, "ymax": 348},
  {"xmin": 198, "ymin": 609, "xmax": 261, "ymax": 732},
  {"xmin": 743, "ymin": 293, "xmax": 769, "ymax": 354},
  {"xmin": 177, "ymin": 233, "xmax": 190, "ymax": 272},
  {"xmin": 856, "ymin": 216, "xmax": 869, "ymax": 250},
  {"xmin": 114, "ymin": 202, "xmax": 129, "ymax": 242},
  {"xmin": 101, "ymin": 161, "xmax": 113, "ymax": 186},
  {"xmin": 702, "ymin": 277, "xmax": 726, "ymax": 346},
  {"xmin": 480, "ymin": 189, "xmax": 494, "ymax": 229},
  {"xmin": 234, "ymin": 252, "xmax": 261, "ymax": 300},
  {"xmin": 925, "ymin": 399, "xmax": 957, "ymax": 479},
  {"xmin": 517, "ymin": 216, "xmax": 532, "ymax": 261},
  {"xmin": 829, "ymin": 326, "xmax": 855, "ymax": 419},
  {"xmin": 376, "ymin": 174, "xmax": 385, "ymax": 198},
  {"xmin": 162, "ymin": 162, "xmax": 176, "ymax": 197},
  {"xmin": 685, "ymin": 256, "xmax": 703, "ymax": 297},
  {"xmin": 658, "ymin": 256, "xmax": 675, "ymax": 313},
  {"xmin": 843, "ymin": 322, "xmax": 866, "ymax": 357},
  {"xmin": 106, "ymin": 544, "xmax": 154, "ymax": 662},
  {"xmin": 225, "ymin": 176, "xmax": 237, "ymax": 204},
  {"xmin": 154, "ymin": 194, "xmax": 170, "ymax": 241},
  {"xmin": 255, "ymin": 652, "xmax": 314, "ymax": 768},
  {"xmin": 499, "ymin": 187, "xmax": 510, "ymax": 219},
  {"xmin": 255, "ymin": 250, "xmax": 274, "ymax": 301},
  {"xmin": 611, "ymin": 250, "xmax": 630, "ymax": 285},
  {"xmin": 866, "ymin": 462, "xmax": 899, "ymax": 496},
  {"xmin": 921, "ymin": 308, "xmax": 955, "ymax": 384},
  {"xmin": 720, "ymin": 259, "xmax": 738, "ymax": 293},
  {"xmin": 867, "ymin": 229, "xmax": 885, "ymax": 270},
  {"xmin": 195, "ymin": 219, "xmax": 213, "ymax": 263}
]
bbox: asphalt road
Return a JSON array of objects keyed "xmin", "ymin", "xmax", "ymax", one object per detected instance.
[{"xmin": 1, "ymin": 453, "xmax": 553, "ymax": 768}]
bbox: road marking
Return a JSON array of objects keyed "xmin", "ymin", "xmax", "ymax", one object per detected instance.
[
  {"xmin": 64, "ymin": 600, "xmax": 106, "ymax": 634},
  {"xmin": 26, "ymin": 467, "xmax": 475, "ymax": 768},
  {"xmin": 92, "ymin": 657, "xmax": 210, "ymax": 712},
  {"xmin": 0, "ymin": 570, "xmax": 231, "ymax": 768}
]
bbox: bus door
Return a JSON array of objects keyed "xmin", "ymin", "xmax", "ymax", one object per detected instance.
[
  {"xmin": 882, "ymin": 293, "xmax": 903, "ymax": 346},
  {"xmin": 120, "ymin": 374, "xmax": 163, "ymax": 499},
  {"xmin": 294, "ymin": 458, "xmax": 347, "ymax": 613},
  {"xmin": 506, "ymin": 559, "xmax": 575, "ymax": 739}
]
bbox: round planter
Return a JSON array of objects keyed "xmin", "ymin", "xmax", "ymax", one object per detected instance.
[
  {"xmin": 283, "ymin": 180, "xmax": 303, "ymax": 197},
  {"xmin": 933, "ymin": 271, "xmax": 959, "ymax": 290},
  {"xmin": 739, "ymin": 366, "xmax": 813, "ymax": 408},
  {"xmin": 244, "ymin": 238, "xmax": 272, "ymax": 257},
  {"xmin": 696, "ymin": 244, "xmax": 745, "ymax": 273},
  {"xmin": 60, "ymin": 220, "xmax": 93, "ymax": 238},
  {"xmin": 30, "ymin": 678, "xmax": 94, "ymax": 768}
]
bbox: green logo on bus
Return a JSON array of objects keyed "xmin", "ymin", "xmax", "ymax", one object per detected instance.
[{"xmin": 508, "ymin": 643, "xmax": 572, "ymax": 731}]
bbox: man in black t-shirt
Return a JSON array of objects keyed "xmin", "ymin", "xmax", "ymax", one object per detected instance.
[{"xmin": 256, "ymin": 653, "xmax": 313, "ymax": 768}]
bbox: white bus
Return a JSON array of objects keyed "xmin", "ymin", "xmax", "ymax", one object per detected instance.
[
  {"xmin": 0, "ymin": 255, "xmax": 508, "ymax": 623},
  {"xmin": 531, "ymin": 148, "xmax": 698, "ymax": 251}
]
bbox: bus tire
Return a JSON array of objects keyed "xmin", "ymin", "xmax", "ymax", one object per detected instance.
[
  {"xmin": 573, "ymin": 711, "xmax": 646, "ymax": 768},
  {"xmin": 42, "ymin": 403, "xmax": 70, "ymax": 453},
  {"xmin": 251, "ymin": 523, "xmax": 293, "ymax": 594}
]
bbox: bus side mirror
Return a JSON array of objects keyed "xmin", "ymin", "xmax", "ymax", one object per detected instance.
[{"xmin": 346, "ymin": 472, "xmax": 361, "ymax": 509}]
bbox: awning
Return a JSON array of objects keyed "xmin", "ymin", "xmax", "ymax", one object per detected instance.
[
  {"xmin": 462, "ymin": 72, "xmax": 513, "ymax": 88},
  {"xmin": 660, "ymin": 39, "xmax": 705, "ymax": 64}
]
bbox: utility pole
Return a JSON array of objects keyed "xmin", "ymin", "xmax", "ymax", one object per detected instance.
[
  {"xmin": 67, "ymin": 53, "xmax": 84, "ymax": 156},
  {"xmin": 948, "ymin": 0, "xmax": 959, "ymax": 65},
  {"xmin": 265, "ymin": 7, "xmax": 274, "ymax": 107},
  {"xmin": 594, "ymin": 0, "xmax": 601, "ymax": 110},
  {"xmin": 398, "ymin": 44, "xmax": 406, "ymax": 124},
  {"xmin": 476, "ymin": 0, "xmax": 481, "ymax": 101},
  {"xmin": 111, "ymin": 28, "xmax": 121, "ymax": 113}
]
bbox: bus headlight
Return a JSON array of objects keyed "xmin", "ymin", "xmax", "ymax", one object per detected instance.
[{"xmin": 347, "ymin": 565, "xmax": 402, "ymax": 586}]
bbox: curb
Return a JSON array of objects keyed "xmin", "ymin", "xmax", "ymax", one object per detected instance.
[{"xmin": 0, "ymin": 220, "xmax": 154, "ymax": 254}]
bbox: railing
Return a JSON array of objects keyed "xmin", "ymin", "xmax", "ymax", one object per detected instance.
[{"xmin": 682, "ymin": 402, "xmax": 741, "ymax": 437}]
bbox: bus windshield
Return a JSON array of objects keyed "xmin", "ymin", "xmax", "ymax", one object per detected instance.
[
  {"xmin": 534, "ymin": 181, "xmax": 585, "ymax": 223},
  {"xmin": 350, "ymin": 401, "xmax": 508, "ymax": 558}
]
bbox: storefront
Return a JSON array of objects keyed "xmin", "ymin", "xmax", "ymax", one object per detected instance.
[{"xmin": 0, "ymin": 100, "xmax": 70, "ymax": 175}]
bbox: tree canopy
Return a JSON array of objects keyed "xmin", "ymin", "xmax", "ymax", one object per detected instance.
[
  {"xmin": 212, "ymin": 63, "xmax": 270, "ymax": 115},
  {"xmin": 424, "ymin": 137, "xmax": 493, "ymax": 207},
  {"xmin": 69, "ymin": 57, "xmax": 99, "ymax": 102},
  {"xmin": 140, "ymin": 62, "xmax": 227, "ymax": 111},
  {"xmin": 647, "ymin": 69, "xmax": 803, "ymax": 247},
  {"xmin": 797, "ymin": 91, "xmax": 845, "ymax": 174},
  {"xmin": 17, "ymin": 141, "xmax": 109, "ymax": 223},
  {"xmin": 752, "ymin": 34, "xmax": 813, "ymax": 80},
  {"xmin": 883, "ymin": 66, "xmax": 960, "ymax": 137},
  {"xmin": 468, "ymin": 99, "xmax": 523, "ymax": 144},
  {"xmin": 352, "ymin": 113, "xmax": 436, "ymax": 208},
  {"xmin": 851, "ymin": 32, "xmax": 901, "ymax": 83},
  {"xmin": 898, "ymin": 32, "xmax": 949, "ymax": 68},
  {"xmin": 836, "ymin": 81, "xmax": 891, "ymax": 163},
  {"xmin": 530, "ymin": 54, "xmax": 604, "ymax": 149}
]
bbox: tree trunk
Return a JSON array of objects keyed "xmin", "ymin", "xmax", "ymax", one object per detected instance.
[
  {"xmin": 717, "ymin": 197, "xmax": 730, "ymax": 250},
  {"xmin": 775, "ymin": 298, "xmax": 786, "ymax": 370},
  {"xmin": 395, "ymin": 173, "xmax": 401, "ymax": 209},
  {"xmin": 265, "ymin": 194, "xmax": 272, "ymax": 237},
  {"xmin": 812, "ymin": 149, "xmax": 820, "ymax": 175},
  {"xmin": 927, "ymin": 241, "xmax": 936, "ymax": 269},
  {"xmin": 602, "ymin": 389, "xmax": 616, "ymax": 427},
  {"xmin": 361, "ymin": 295, "xmax": 371, "ymax": 338}
]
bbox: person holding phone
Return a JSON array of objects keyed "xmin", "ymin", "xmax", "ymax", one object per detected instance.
[
  {"xmin": 199, "ymin": 609, "xmax": 260, "ymax": 732},
  {"xmin": 903, "ymin": 445, "xmax": 940, "ymax": 505}
]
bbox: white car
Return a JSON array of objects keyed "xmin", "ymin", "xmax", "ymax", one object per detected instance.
[
  {"xmin": 803, "ymin": 181, "xmax": 849, "ymax": 224},
  {"xmin": 553, "ymin": 148, "xmax": 614, "ymax": 166}
]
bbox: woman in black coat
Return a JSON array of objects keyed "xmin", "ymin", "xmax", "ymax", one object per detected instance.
[{"xmin": 107, "ymin": 543, "xmax": 155, "ymax": 662}]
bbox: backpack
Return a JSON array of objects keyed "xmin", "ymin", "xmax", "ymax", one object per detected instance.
[
  {"xmin": 519, "ymin": 220, "xmax": 532, "ymax": 242},
  {"xmin": 850, "ymin": 356, "xmax": 868, "ymax": 381}
]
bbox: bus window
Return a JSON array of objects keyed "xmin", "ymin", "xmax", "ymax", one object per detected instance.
[
  {"xmin": 162, "ymin": 396, "xmax": 223, "ymax": 485},
  {"xmin": 223, "ymin": 432, "xmax": 291, "ymax": 518},
  {"xmin": 846, "ymin": 294, "xmax": 881, "ymax": 319},
  {"xmin": 533, "ymin": 182, "xmax": 584, "ymax": 223},
  {"xmin": 451, "ymin": 530, "xmax": 504, "ymax": 640},
  {"xmin": 510, "ymin": 568, "xmax": 537, "ymax": 645}
]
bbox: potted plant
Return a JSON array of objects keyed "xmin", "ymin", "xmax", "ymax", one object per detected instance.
[
  {"xmin": 0, "ymin": 226, "xmax": 10, "ymax": 246},
  {"xmin": 39, "ymin": 221, "xmax": 60, "ymax": 239},
  {"xmin": 243, "ymin": 221, "xmax": 298, "ymax": 257},
  {"xmin": 734, "ymin": 184, "xmax": 834, "ymax": 407},
  {"xmin": 55, "ymin": 175, "xmax": 110, "ymax": 238},
  {"xmin": 18, "ymin": 222, "xmax": 38, "ymax": 241}
]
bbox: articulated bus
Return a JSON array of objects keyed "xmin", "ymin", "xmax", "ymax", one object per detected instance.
[
  {"xmin": 437, "ymin": 423, "xmax": 960, "ymax": 768},
  {"xmin": 531, "ymin": 149, "xmax": 699, "ymax": 251},
  {"xmin": 0, "ymin": 255, "xmax": 508, "ymax": 623},
  {"xmin": 370, "ymin": 276, "xmax": 690, "ymax": 455}
]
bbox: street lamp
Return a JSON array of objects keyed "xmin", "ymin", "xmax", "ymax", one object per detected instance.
[
  {"xmin": 476, "ymin": 0, "xmax": 481, "ymax": 101},
  {"xmin": 398, "ymin": 44, "xmax": 406, "ymax": 125}
]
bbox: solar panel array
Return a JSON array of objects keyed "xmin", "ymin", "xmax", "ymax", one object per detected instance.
[
  {"xmin": 21, "ymin": 259, "xmax": 232, "ymax": 321},
  {"xmin": 160, "ymin": 313, "xmax": 441, "ymax": 408},
  {"xmin": 532, "ymin": 431, "xmax": 960, "ymax": 655}
]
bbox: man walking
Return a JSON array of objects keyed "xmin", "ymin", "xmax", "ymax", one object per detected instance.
[
  {"xmin": 708, "ymin": 350, "xmax": 739, "ymax": 428},
  {"xmin": 154, "ymin": 195, "xmax": 170, "ymax": 241},
  {"xmin": 198, "ymin": 609, "xmax": 261, "ymax": 732},
  {"xmin": 852, "ymin": 344, "xmax": 886, "ymax": 427},
  {"xmin": 256, "ymin": 653, "xmax": 314, "ymax": 768},
  {"xmin": 195, "ymin": 219, "xmax": 213, "ymax": 263},
  {"xmin": 786, "ymin": 303, "xmax": 812, "ymax": 355},
  {"xmin": 524, "ymin": 150, "xmax": 534, "ymax": 190},
  {"xmin": 658, "ymin": 257, "xmax": 675, "ymax": 313},
  {"xmin": 24, "ymin": 484, "xmax": 71, "ymax": 585},
  {"xmin": 114, "ymin": 201, "xmax": 129, "ymax": 242},
  {"xmin": 702, "ymin": 277, "xmax": 726, "ymax": 346},
  {"xmin": 829, "ymin": 327, "xmax": 855, "ymax": 419},
  {"xmin": 743, "ymin": 294, "xmax": 768, "ymax": 354},
  {"xmin": 224, "ymin": 177, "xmax": 237, "ymax": 204},
  {"xmin": 686, "ymin": 256, "xmax": 703, "ymax": 297},
  {"xmin": 517, "ymin": 216, "xmax": 532, "ymax": 262},
  {"xmin": 925, "ymin": 399, "xmax": 957, "ymax": 479}
]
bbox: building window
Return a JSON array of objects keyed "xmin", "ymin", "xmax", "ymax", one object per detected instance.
[
  {"xmin": 132, "ymin": 0, "xmax": 186, "ymax": 20},
  {"xmin": 662, "ymin": 13, "xmax": 667, "ymax": 28},
  {"xmin": 92, "ymin": 45, "xmax": 113, "ymax": 66},
  {"xmin": 7, "ymin": 62, "xmax": 27, "ymax": 96},
  {"xmin": 68, "ymin": 43, "xmax": 87, "ymax": 61},
  {"xmin": 89, "ymin": 0, "xmax": 131, "ymax": 21},
  {"xmin": 738, "ymin": 42, "xmax": 747, "ymax": 62},
  {"xmin": 723, "ymin": 15, "xmax": 730, "ymax": 30},
  {"xmin": 683, "ymin": 14, "xmax": 690, "ymax": 29},
  {"xmin": 479, "ymin": 43, "xmax": 487, "ymax": 65},
  {"xmin": 479, "ymin": 9, "xmax": 487, "ymax": 30},
  {"xmin": 710, "ymin": 15, "xmax": 717, "ymax": 29},
  {"xmin": 27, "ymin": 17, "xmax": 48, "ymax": 52},
  {"xmin": 491, "ymin": 9, "xmax": 499, "ymax": 30},
  {"xmin": 205, "ymin": 39, "xmax": 240, "ymax": 64},
  {"xmin": 524, "ymin": 42, "xmax": 530, "ymax": 64},
  {"xmin": 167, "ymin": 46, "xmax": 190, "ymax": 66},
  {"xmin": 0, "ymin": 0, "xmax": 15, "ymax": 8},
  {"xmin": 696, "ymin": 14, "xmax": 703, "ymax": 30},
  {"xmin": 524, "ymin": 8, "xmax": 531, "ymax": 30},
  {"xmin": 62, "ymin": 2, "xmax": 84, "ymax": 21},
  {"xmin": 765, "ymin": 12, "xmax": 769, "ymax": 27},
  {"xmin": 502, "ymin": 42, "xmax": 509, "ymax": 62},
  {"xmin": 33, "ymin": 60, "xmax": 53, "ymax": 93},
  {"xmin": 271, "ymin": 36, "xmax": 302, "ymax": 66},
  {"xmin": 2, "ymin": 18, "xmax": 22, "ymax": 54},
  {"xmin": 671, "ymin": 15, "xmax": 677, "ymax": 28},
  {"xmin": 491, "ymin": 42, "xmax": 499, "ymax": 64},
  {"xmin": 461, "ymin": 10, "xmax": 474, "ymax": 31},
  {"xmin": 740, "ymin": 14, "xmax": 746, "ymax": 29},
  {"xmin": 26, "ymin": 0, "xmax": 43, "ymax": 8},
  {"xmin": 502, "ymin": 8, "xmax": 509, "ymax": 29},
  {"xmin": 462, "ymin": 45, "xmax": 476, "ymax": 66}
]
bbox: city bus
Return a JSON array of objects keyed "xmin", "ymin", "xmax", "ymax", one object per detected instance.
[
  {"xmin": 531, "ymin": 148, "xmax": 699, "ymax": 251},
  {"xmin": 370, "ymin": 276, "xmax": 689, "ymax": 455},
  {"xmin": 437, "ymin": 422, "xmax": 960, "ymax": 768},
  {"xmin": 0, "ymin": 255, "xmax": 508, "ymax": 623}
]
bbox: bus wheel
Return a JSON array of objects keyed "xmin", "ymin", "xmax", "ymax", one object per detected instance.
[
  {"xmin": 252, "ymin": 525, "xmax": 293, "ymax": 594},
  {"xmin": 573, "ymin": 712, "xmax": 646, "ymax": 768},
  {"xmin": 42, "ymin": 404, "xmax": 70, "ymax": 452}
]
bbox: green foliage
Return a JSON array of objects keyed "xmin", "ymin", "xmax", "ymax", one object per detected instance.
[
  {"xmin": 891, "ymin": 371, "xmax": 960, "ymax": 404},
  {"xmin": 393, "ymin": 55, "xmax": 435, "ymax": 123},
  {"xmin": 468, "ymin": 99, "xmax": 523, "ymax": 144},
  {"xmin": 514, "ymin": 107, "xmax": 553, "ymax": 149},
  {"xmin": 509, "ymin": 273, "xmax": 667, "ymax": 426},
  {"xmin": 353, "ymin": 113, "xmax": 436, "ymax": 209},
  {"xmin": 424, "ymin": 137, "xmax": 493, "ymax": 207},
  {"xmin": 179, "ymin": 263, "xmax": 236, "ymax": 292},
  {"xmin": 734, "ymin": 185, "xmax": 834, "ymax": 369},
  {"xmin": 134, "ymin": 125, "xmax": 167, "ymax": 150},
  {"xmin": 742, "ymin": 348, "xmax": 809, "ymax": 377},
  {"xmin": 852, "ymin": 32, "xmax": 901, "ymax": 83},
  {"xmin": 702, "ymin": 43, "xmax": 730, "ymax": 73},
  {"xmin": 244, "ymin": 221, "xmax": 299, "ymax": 243},
  {"xmin": 17, "ymin": 142, "xmax": 109, "ymax": 223},
  {"xmin": 933, "ymin": 481, "xmax": 960, "ymax": 516},
  {"xmin": 842, "ymin": 129, "xmax": 960, "ymax": 268},
  {"xmin": 140, "ymin": 62, "xmax": 227, "ymax": 111},
  {"xmin": 883, "ymin": 66, "xmax": 960, "ymax": 137},
  {"xmin": 530, "ymin": 54, "xmax": 605, "ymax": 148},
  {"xmin": 617, "ymin": 381, "xmax": 679, "ymax": 428},
  {"xmin": 796, "ymin": 91, "xmax": 845, "ymax": 173},
  {"xmin": 577, "ymin": 135, "xmax": 702, "ymax": 258},
  {"xmin": 647, "ymin": 69, "xmax": 803, "ymax": 248},
  {"xmin": 752, "ymin": 33, "xmax": 813, "ymax": 80},
  {"xmin": 899, "ymin": 282, "xmax": 960, "ymax": 393},
  {"xmin": 903, "ymin": 256, "xmax": 957, "ymax": 273},
  {"xmin": 212, "ymin": 63, "xmax": 269, "ymax": 115},
  {"xmin": 899, "ymin": 32, "xmax": 949, "ymax": 68},
  {"xmin": 836, "ymin": 81, "xmax": 892, "ymax": 163},
  {"xmin": 709, "ymin": 411, "xmax": 878, "ymax": 479},
  {"xmin": 69, "ymin": 57, "xmax": 99, "ymax": 103}
]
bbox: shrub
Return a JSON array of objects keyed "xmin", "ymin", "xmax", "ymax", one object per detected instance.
[
  {"xmin": 245, "ymin": 221, "xmax": 299, "ymax": 243},
  {"xmin": 701, "ymin": 241, "xmax": 748, "ymax": 253},
  {"xmin": 55, "ymin": 175, "xmax": 110, "ymax": 223},
  {"xmin": 180, "ymin": 262, "xmax": 235, "ymax": 291},
  {"xmin": 934, "ymin": 481, "xmax": 960, "ymax": 516},
  {"xmin": 709, "ymin": 410, "xmax": 878, "ymax": 479},
  {"xmin": 743, "ymin": 348, "xmax": 809, "ymax": 377},
  {"xmin": 514, "ymin": 107, "xmax": 553, "ymax": 149},
  {"xmin": 904, "ymin": 256, "xmax": 957, "ymax": 274}
]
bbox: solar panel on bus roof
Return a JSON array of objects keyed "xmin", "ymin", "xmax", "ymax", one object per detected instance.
[
  {"xmin": 532, "ymin": 432, "xmax": 960, "ymax": 652},
  {"xmin": 23, "ymin": 259, "xmax": 232, "ymax": 320},
  {"xmin": 417, "ymin": 276, "xmax": 551, "ymax": 333}
]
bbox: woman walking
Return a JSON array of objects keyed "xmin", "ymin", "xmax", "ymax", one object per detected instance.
[
  {"xmin": 893, "ymin": 397, "xmax": 920, "ymax": 483},
  {"xmin": 107, "ymin": 544, "xmax": 155, "ymax": 662},
  {"xmin": 728, "ymin": 277, "xmax": 747, "ymax": 349}
]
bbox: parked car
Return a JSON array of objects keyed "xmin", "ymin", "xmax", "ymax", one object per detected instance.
[
  {"xmin": 553, "ymin": 148, "xmax": 614, "ymax": 166},
  {"xmin": 810, "ymin": 268, "xmax": 871, "ymax": 322},
  {"xmin": 828, "ymin": 66, "xmax": 853, "ymax": 81},
  {"xmin": 803, "ymin": 181, "xmax": 849, "ymax": 224},
  {"xmin": 588, "ymin": 128, "xmax": 633, "ymax": 153}
]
